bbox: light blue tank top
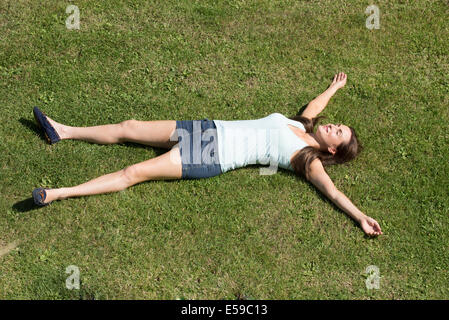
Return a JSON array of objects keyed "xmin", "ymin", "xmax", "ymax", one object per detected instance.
[{"xmin": 213, "ymin": 113, "xmax": 309, "ymax": 173}]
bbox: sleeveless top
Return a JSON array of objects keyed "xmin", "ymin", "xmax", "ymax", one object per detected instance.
[{"xmin": 213, "ymin": 113, "xmax": 309, "ymax": 173}]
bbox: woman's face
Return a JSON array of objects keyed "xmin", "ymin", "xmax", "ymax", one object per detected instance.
[{"xmin": 317, "ymin": 123, "xmax": 352, "ymax": 155}]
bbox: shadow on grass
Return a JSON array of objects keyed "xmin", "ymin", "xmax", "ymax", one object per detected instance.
[
  {"xmin": 12, "ymin": 198, "xmax": 38, "ymax": 213},
  {"xmin": 295, "ymin": 104, "xmax": 308, "ymax": 116},
  {"xmin": 19, "ymin": 117, "xmax": 47, "ymax": 142}
]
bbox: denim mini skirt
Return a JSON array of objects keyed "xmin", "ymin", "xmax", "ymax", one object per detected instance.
[{"xmin": 175, "ymin": 118, "xmax": 222, "ymax": 179}]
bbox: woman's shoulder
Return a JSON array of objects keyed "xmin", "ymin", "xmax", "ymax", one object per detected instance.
[
  {"xmin": 268, "ymin": 112, "xmax": 285, "ymax": 117},
  {"xmin": 265, "ymin": 112, "xmax": 286, "ymax": 119}
]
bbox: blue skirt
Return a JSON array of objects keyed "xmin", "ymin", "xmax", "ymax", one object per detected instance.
[{"xmin": 175, "ymin": 119, "xmax": 223, "ymax": 179}]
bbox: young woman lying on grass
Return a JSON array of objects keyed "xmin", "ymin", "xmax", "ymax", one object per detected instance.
[{"xmin": 32, "ymin": 72, "xmax": 382, "ymax": 237}]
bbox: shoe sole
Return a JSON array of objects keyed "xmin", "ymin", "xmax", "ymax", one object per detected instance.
[
  {"xmin": 33, "ymin": 108, "xmax": 55, "ymax": 144},
  {"xmin": 32, "ymin": 188, "xmax": 51, "ymax": 206}
]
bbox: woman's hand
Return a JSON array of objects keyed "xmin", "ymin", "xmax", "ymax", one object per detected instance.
[
  {"xmin": 330, "ymin": 72, "xmax": 347, "ymax": 90},
  {"xmin": 360, "ymin": 216, "xmax": 383, "ymax": 237}
]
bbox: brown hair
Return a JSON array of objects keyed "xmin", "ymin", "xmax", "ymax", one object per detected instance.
[{"xmin": 288, "ymin": 115, "xmax": 363, "ymax": 180}]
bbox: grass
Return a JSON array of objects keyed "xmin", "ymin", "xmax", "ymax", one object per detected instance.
[{"xmin": 0, "ymin": 0, "xmax": 448, "ymax": 299}]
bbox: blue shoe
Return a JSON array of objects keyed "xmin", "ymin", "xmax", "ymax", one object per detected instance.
[
  {"xmin": 32, "ymin": 187, "xmax": 52, "ymax": 206},
  {"xmin": 33, "ymin": 106, "xmax": 61, "ymax": 144}
]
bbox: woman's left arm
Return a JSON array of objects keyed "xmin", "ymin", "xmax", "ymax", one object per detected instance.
[
  {"xmin": 308, "ymin": 158, "xmax": 383, "ymax": 236},
  {"xmin": 331, "ymin": 191, "xmax": 383, "ymax": 236}
]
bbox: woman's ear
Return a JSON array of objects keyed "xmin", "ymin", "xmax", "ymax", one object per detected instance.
[{"xmin": 328, "ymin": 146, "xmax": 337, "ymax": 155}]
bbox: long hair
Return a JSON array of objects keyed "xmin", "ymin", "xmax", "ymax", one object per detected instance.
[{"xmin": 288, "ymin": 115, "xmax": 363, "ymax": 181}]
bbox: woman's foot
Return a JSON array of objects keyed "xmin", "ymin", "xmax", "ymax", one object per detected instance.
[
  {"xmin": 33, "ymin": 107, "xmax": 70, "ymax": 143},
  {"xmin": 44, "ymin": 116, "xmax": 69, "ymax": 140},
  {"xmin": 32, "ymin": 188, "xmax": 64, "ymax": 206},
  {"xmin": 32, "ymin": 188, "xmax": 52, "ymax": 206},
  {"xmin": 42, "ymin": 188, "xmax": 61, "ymax": 203}
]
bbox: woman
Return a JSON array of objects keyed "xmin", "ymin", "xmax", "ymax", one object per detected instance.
[{"xmin": 32, "ymin": 72, "xmax": 382, "ymax": 237}]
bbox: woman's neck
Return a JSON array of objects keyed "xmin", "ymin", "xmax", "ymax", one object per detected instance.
[
  {"xmin": 289, "ymin": 124, "xmax": 324, "ymax": 151},
  {"xmin": 306, "ymin": 132, "xmax": 324, "ymax": 151}
]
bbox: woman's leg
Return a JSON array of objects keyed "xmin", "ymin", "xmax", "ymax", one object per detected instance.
[
  {"xmin": 46, "ymin": 116, "xmax": 178, "ymax": 149},
  {"xmin": 42, "ymin": 146, "xmax": 183, "ymax": 203}
]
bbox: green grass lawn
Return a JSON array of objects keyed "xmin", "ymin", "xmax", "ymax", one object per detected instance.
[{"xmin": 0, "ymin": 0, "xmax": 448, "ymax": 299}]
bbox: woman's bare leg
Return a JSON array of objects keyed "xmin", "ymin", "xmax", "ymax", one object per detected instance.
[
  {"xmin": 42, "ymin": 146, "xmax": 183, "ymax": 203},
  {"xmin": 46, "ymin": 116, "xmax": 178, "ymax": 149}
]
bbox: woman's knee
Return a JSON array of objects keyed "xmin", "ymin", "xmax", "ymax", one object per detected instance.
[
  {"xmin": 122, "ymin": 161, "xmax": 157, "ymax": 185},
  {"xmin": 122, "ymin": 165, "xmax": 140, "ymax": 185},
  {"xmin": 119, "ymin": 119, "xmax": 138, "ymax": 141}
]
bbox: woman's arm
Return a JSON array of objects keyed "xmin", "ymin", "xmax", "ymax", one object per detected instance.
[
  {"xmin": 331, "ymin": 190, "xmax": 367, "ymax": 224},
  {"xmin": 331, "ymin": 191, "xmax": 382, "ymax": 236},
  {"xmin": 301, "ymin": 72, "xmax": 347, "ymax": 119},
  {"xmin": 307, "ymin": 158, "xmax": 383, "ymax": 236}
]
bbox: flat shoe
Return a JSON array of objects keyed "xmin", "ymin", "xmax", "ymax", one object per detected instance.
[
  {"xmin": 33, "ymin": 106, "xmax": 61, "ymax": 144},
  {"xmin": 32, "ymin": 187, "xmax": 52, "ymax": 206}
]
